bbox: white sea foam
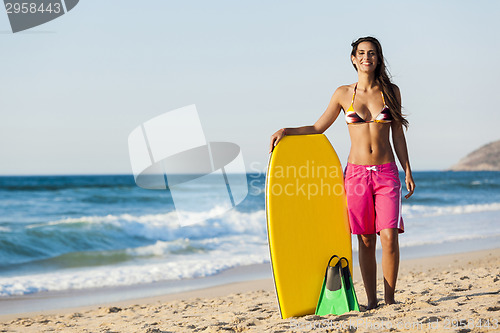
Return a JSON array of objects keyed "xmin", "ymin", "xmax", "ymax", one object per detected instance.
[
  {"xmin": 0, "ymin": 209, "xmax": 270, "ymax": 296},
  {"xmin": 126, "ymin": 239, "xmax": 192, "ymax": 257},
  {"xmin": 398, "ymin": 234, "xmax": 500, "ymax": 248},
  {"xmin": 26, "ymin": 207, "xmax": 267, "ymax": 242},
  {"xmin": 403, "ymin": 202, "xmax": 500, "ymax": 218},
  {"xmin": 0, "ymin": 241, "xmax": 270, "ymax": 297}
]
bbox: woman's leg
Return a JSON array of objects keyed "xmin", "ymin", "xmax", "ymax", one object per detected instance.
[
  {"xmin": 358, "ymin": 233, "xmax": 377, "ymax": 309},
  {"xmin": 379, "ymin": 228, "xmax": 399, "ymax": 304}
]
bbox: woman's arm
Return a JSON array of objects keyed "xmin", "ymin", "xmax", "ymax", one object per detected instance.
[
  {"xmin": 391, "ymin": 85, "xmax": 415, "ymax": 199},
  {"xmin": 269, "ymin": 87, "xmax": 344, "ymax": 153}
]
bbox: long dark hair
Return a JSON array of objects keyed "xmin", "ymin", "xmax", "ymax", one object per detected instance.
[{"xmin": 350, "ymin": 36, "xmax": 409, "ymax": 129}]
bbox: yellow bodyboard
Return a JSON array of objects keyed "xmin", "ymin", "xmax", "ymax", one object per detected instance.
[{"xmin": 265, "ymin": 134, "xmax": 352, "ymax": 319}]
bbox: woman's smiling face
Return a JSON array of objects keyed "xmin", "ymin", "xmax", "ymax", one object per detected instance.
[{"xmin": 351, "ymin": 41, "xmax": 378, "ymax": 73}]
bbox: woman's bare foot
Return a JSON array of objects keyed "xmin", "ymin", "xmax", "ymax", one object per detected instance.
[{"xmin": 384, "ymin": 297, "xmax": 396, "ymax": 305}]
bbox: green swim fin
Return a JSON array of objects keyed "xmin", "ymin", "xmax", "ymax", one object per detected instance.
[
  {"xmin": 315, "ymin": 255, "xmax": 350, "ymax": 316},
  {"xmin": 341, "ymin": 257, "xmax": 360, "ymax": 312}
]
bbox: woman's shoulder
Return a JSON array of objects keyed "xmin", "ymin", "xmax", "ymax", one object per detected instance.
[
  {"xmin": 333, "ymin": 83, "xmax": 356, "ymax": 97},
  {"xmin": 338, "ymin": 83, "xmax": 356, "ymax": 91},
  {"xmin": 329, "ymin": 84, "xmax": 356, "ymax": 109}
]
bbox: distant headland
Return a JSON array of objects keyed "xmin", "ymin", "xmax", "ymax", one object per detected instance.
[{"xmin": 450, "ymin": 139, "xmax": 500, "ymax": 171}]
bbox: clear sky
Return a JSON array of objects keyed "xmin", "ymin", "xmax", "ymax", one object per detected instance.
[{"xmin": 1, "ymin": 0, "xmax": 499, "ymax": 175}]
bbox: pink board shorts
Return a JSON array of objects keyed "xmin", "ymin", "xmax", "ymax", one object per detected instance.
[{"xmin": 344, "ymin": 161, "xmax": 404, "ymax": 235}]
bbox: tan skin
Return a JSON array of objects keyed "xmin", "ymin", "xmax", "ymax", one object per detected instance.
[{"xmin": 269, "ymin": 41, "xmax": 415, "ymax": 309}]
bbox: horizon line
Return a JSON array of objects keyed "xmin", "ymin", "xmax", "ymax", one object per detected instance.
[{"xmin": 2, "ymin": 169, "xmax": 497, "ymax": 177}]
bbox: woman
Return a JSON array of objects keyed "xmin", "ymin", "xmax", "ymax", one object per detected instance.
[{"xmin": 268, "ymin": 36, "xmax": 415, "ymax": 310}]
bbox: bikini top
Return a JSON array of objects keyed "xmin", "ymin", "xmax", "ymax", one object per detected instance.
[{"xmin": 344, "ymin": 83, "xmax": 393, "ymax": 124}]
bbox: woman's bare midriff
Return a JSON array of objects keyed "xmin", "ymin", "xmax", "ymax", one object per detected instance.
[{"xmin": 346, "ymin": 122, "xmax": 395, "ymax": 165}]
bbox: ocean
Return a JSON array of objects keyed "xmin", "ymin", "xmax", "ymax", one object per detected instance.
[{"xmin": 0, "ymin": 171, "xmax": 499, "ymax": 298}]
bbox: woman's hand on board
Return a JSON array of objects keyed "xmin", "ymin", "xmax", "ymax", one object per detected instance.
[{"xmin": 269, "ymin": 128, "xmax": 286, "ymax": 153}]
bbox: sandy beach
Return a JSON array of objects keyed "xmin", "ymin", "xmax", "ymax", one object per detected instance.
[{"xmin": 1, "ymin": 248, "xmax": 499, "ymax": 332}]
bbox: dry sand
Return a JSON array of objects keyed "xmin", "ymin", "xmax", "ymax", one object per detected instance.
[{"xmin": 1, "ymin": 249, "xmax": 499, "ymax": 332}]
